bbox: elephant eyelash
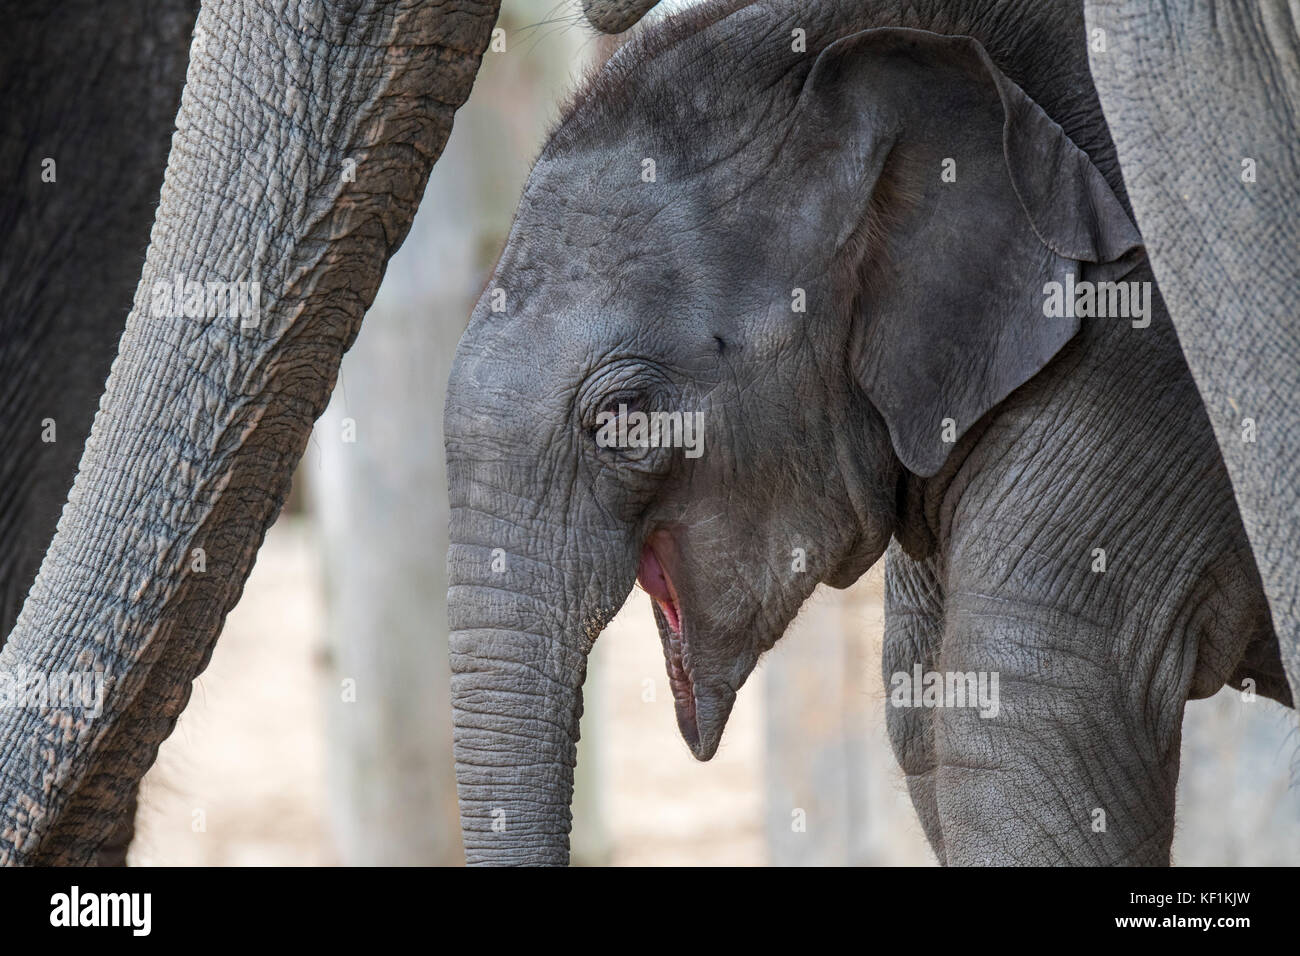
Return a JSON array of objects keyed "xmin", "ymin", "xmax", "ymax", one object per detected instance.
[{"xmin": 589, "ymin": 393, "xmax": 649, "ymax": 430}]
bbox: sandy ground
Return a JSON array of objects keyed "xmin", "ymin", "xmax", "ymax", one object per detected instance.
[
  {"xmin": 132, "ymin": 516, "xmax": 1299, "ymax": 866},
  {"xmin": 130, "ymin": 520, "xmax": 335, "ymax": 866}
]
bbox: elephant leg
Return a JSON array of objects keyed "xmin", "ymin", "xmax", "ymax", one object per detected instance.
[
  {"xmin": 886, "ymin": 547, "xmax": 1181, "ymax": 864},
  {"xmin": 1085, "ymin": 0, "xmax": 1300, "ymax": 705},
  {"xmin": 912, "ymin": 495, "xmax": 1274, "ymax": 865},
  {"xmin": 0, "ymin": 2, "xmax": 198, "ymax": 634},
  {"xmin": 0, "ymin": 0, "xmax": 504, "ymax": 865},
  {"xmin": 928, "ymin": 597, "xmax": 1180, "ymax": 865},
  {"xmin": 0, "ymin": 0, "xmax": 198, "ymax": 869},
  {"xmin": 882, "ymin": 543, "xmax": 947, "ymax": 860}
]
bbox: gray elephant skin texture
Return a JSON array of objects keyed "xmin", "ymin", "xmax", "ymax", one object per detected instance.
[
  {"xmin": 0, "ymin": 0, "xmax": 503, "ymax": 865},
  {"xmin": 445, "ymin": 0, "xmax": 1294, "ymax": 866},
  {"xmin": 1084, "ymin": 0, "xmax": 1300, "ymax": 725}
]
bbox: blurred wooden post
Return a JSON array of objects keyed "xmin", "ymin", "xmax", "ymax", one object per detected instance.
[
  {"xmin": 311, "ymin": 1, "xmax": 597, "ymax": 865},
  {"xmin": 763, "ymin": 586, "xmax": 873, "ymax": 865}
]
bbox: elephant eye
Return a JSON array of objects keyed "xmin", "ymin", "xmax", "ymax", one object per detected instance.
[
  {"xmin": 588, "ymin": 392, "xmax": 665, "ymax": 464},
  {"xmin": 594, "ymin": 393, "xmax": 647, "ymax": 423},
  {"xmin": 578, "ymin": 363, "xmax": 682, "ymax": 473},
  {"xmin": 586, "ymin": 391, "xmax": 649, "ymax": 435}
]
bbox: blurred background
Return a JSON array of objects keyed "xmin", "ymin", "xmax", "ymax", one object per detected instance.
[{"xmin": 127, "ymin": 0, "xmax": 1300, "ymax": 866}]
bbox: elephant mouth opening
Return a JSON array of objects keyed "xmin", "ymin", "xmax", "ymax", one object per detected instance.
[{"xmin": 637, "ymin": 535, "xmax": 700, "ymax": 752}]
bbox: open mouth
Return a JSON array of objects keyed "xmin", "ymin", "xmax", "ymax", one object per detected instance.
[{"xmin": 636, "ymin": 534, "xmax": 700, "ymax": 750}]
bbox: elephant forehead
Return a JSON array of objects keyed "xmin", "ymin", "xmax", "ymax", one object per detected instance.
[
  {"xmin": 515, "ymin": 153, "xmax": 719, "ymax": 248},
  {"xmin": 502, "ymin": 168, "xmax": 809, "ymax": 313}
]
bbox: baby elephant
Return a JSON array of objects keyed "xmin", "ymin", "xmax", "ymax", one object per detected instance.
[{"xmin": 443, "ymin": 0, "xmax": 1291, "ymax": 865}]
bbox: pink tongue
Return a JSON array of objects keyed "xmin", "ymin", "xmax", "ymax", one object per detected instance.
[{"xmin": 637, "ymin": 545, "xmax": 681, "ymax": 633}]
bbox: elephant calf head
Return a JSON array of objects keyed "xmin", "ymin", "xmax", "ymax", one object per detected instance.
[{"xmin": 444, "ymin": 4, "xmax": 1139, "ymax": 864}]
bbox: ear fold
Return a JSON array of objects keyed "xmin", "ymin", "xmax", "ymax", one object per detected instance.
[{"xmin": 800, "ymin": 27, "xmax": 1143, "ymax": 477}]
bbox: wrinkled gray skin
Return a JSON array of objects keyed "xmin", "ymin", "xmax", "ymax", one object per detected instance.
[
  {"xmin": 0, "ymin": 0, "xmax": 195, "ymax": 637},
  {"xmin": 446, "ymin": 0, "xmax": 1292, "ymax": 866},
  {"xmin": 0, "ymin": 0, "xmax": 200, "ymax": 863},
  {"xmin": 0, "ymin": 0, "xmax": 502, "ymax": 864},
  {"xmin": 583, "ymin": 0, "xmax": 660, "ymax": 34},
  {"xmin": 1084, "ymin": 0, "xmax": 1300, "ymax": 709}
]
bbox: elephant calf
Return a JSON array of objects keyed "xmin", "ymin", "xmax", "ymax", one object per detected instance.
[{"xmin": 444, "ymin": 0, "xmax": 1291, "ymax": 865}]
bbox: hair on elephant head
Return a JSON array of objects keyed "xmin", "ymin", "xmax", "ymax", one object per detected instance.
[{"xmin": 446, "ymin": 0, "xmax": 1283, "ymax": 865}]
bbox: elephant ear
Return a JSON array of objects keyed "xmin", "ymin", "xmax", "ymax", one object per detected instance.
[{"xmin": 799, "ymin": 27, "xmax": 1143, "ymax": 476}]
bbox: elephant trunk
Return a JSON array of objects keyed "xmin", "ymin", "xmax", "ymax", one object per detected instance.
[
  {"xmin": 448, "ymin": 597, "xmax": 588, "ymax": 866},
  {"xmin": 446, "ymin": 457, "xmax": 613, "ymax": 866}
]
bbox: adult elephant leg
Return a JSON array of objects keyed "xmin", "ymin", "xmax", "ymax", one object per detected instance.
[
  {"xmin": 1085, "ymin": 0, "xmax": 1300, "ymax": 703},
  {"xmin": 0, "ymin": 0, "xmax": 198, "ymax": 637},
  {"xmin": 0, "ymin": 0, "xmax": 199, "ymax": 865},
  {"xmin": 0, "ymin": 0, "xmax": 501, "ymax": 865}
]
